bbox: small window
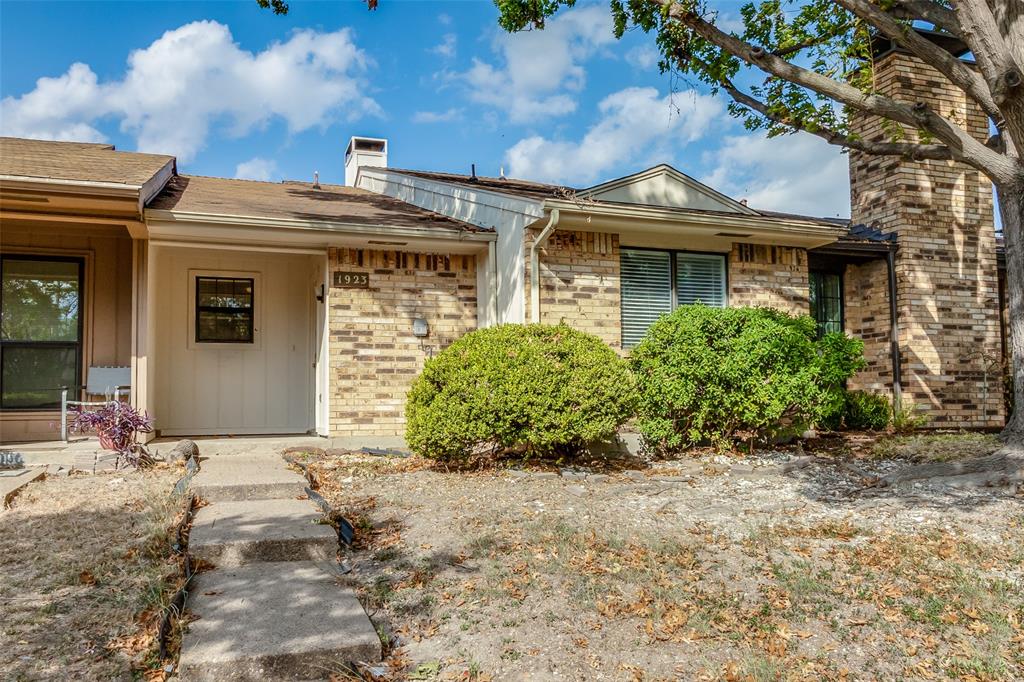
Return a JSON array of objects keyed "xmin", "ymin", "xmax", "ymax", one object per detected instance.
[
  {"xmin": 809, "ymin": 271, "xmax": 843, "ymax": 337},
  {"xmin": 620, "ymin": 249, "xmax": 727, "ymax": 348},
  {"xmin": 195, "ymin": 276, "xmax": 254, "ymax": 343}
]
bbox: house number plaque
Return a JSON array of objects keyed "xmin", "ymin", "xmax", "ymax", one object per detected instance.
[{"xmin": 333, "ymin": 272, "xmax": 369, "ymax": 288}]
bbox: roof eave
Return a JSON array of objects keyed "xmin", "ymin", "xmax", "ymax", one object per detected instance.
[
  {"xmin": 144, "ymin": 208, "xmax": 497, "ymax": 242},
  {"xmin": 542, "ymin": 199, "xmax": 848, "ymax": 248}
]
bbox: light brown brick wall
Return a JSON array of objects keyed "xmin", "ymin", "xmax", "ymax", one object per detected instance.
[
  {"xmin": 849, "ymin": 53, "xmax": 1004, "ymax": 427},
  {"xmin": 328, "ymin": 248, "xmax": 478, "ymax": 437},
  {"xmin": 844, "ymin": 260, "xmax": 894, "ymax": 396},
  {"xmin": 524, "ymin": 229, "xmax": 622, "ymax": 349},
  {"xmin": 728, "ymin": 244, "xmax": 810, "ymax": 315}
]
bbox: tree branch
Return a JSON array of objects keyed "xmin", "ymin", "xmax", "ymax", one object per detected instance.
[
  {"xmin": 655, "ymin": 0, "xmax": 1018, "ymax": 182},
  {"xmin": 888, "ymin": 0, "xmax": 961, "ymax": 34},
  {"xmin": 834, "ymin": 0, "xmax": 1001, "ymax": 122},
  {"xmin": 722, "ymin": 79, "xmax": 956, "ymax": 161},
  {"xmin": 955, "ymin": 0, "xmax": 1024, "ymax": 145}
]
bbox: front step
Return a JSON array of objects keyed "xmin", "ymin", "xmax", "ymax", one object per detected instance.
[
  {"xmin": 191, "ymin": 454, "xmax": 307, "ymax": 502},
  {"xmin": 189, "ymin": 499, "xmax": 338, "ymax": 567},
  {"xmin": 178, "ymin": 562, "xmax": 381, "ymax": 681}
]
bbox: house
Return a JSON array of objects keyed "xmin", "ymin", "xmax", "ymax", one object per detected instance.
[{"xmin": 0, "ymin": 41, "xmax": 1010, "ymax": 444}]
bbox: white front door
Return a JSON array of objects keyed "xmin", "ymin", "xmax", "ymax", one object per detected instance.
[{"xmin": 153, "ymin": 246, "xmax": 316, "ymax": 435}]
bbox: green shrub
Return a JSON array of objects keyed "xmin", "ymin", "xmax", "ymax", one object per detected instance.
[
  {"xmin": 629, "ymin": 305, "xmax": 865, "ymax": 451},
  {"xmin": 843, "ymin": 390, "xmax": 892, "ymax": 430},
  {"xmin": 406, "ymin": 323, "xmax": 636, "ymax": 461},
  {"xmin": 819, "ymin": 390, "xmax": 892, "ymax": 431}
]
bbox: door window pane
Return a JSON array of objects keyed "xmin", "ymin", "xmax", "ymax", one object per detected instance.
[
  {"xmin": 1, "ymin": 259, "xmax": 80, "ymax": 341},
  {"xmin": 620, "ymin": 249, "xmax": 672, "ymax": 348},
  {"xmin": 196, "ymin": 276, "xmax": 255, "ymax": 343},
  {"xmin": 1, "ymin": 346, "xmax": 77, "ymax": 408}
]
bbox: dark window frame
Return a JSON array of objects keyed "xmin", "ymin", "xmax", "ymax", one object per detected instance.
[
  {"xmin": 194, "ymin": 276, "xmax": 255, "ymax": 344},
  {"xmin": 809, "ymin": 269, "xmax": 844, "ymax": 338},
  {"xmin": 0, "ymin": 254, "xmax": 84, "ymax": 410},
  {"xmin": 619, "ymin": 247, "xmax": 729, "ymax": 348}
]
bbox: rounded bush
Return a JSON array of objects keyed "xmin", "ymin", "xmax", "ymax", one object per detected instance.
[
  {"xmin": 406, "ymin": 323, "xmax": 636, "ymax": 460},
  {"xmin": 630, "ymin": 305, "xmax": 865, "ymax": 451}
]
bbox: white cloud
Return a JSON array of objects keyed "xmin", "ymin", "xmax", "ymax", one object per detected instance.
[
  {"xmin": 234, "ymin": 157, "xmax": 277, "ymax": 181},
  {"xmin": 625, "ymin": 44, "xmax": 660, "ymax": 70},
  {"xmin": 701, "ymin": 133, "xmax": 850, "ymax": 217},
  {"xmin": 458, "ymin": 4, "xmax": 614, "ymax": 123},
  {"xmin": 430, "ymin": 33, "xmax": 457, "ymax": 58},
  {"xmin": 505, "ymin": 87, "xmax": 723, "ymax": 186},
  {"xmin": 412, "ymin": 108, "xmax": 463, "ymax": 124},
  {"xmin": 438, "ymin": 13, "xmax": 452, "ymax": 26},
  {"xmin": 1, "ymin": 21, "xmax": 380, "ymax": 163}
]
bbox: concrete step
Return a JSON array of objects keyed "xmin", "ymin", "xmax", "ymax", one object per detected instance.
[
  {"xmin": 191, "ymin": 454, "xmax": 307, "ymax": 502},
  {"xmin": 189, "ymin": 499, "xmax": 338, "ymax": 567},
  {"xmin": 178, "ymin": 562, "xmax": 381, "ymax": 681}
]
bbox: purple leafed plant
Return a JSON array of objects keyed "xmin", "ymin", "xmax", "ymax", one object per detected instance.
[{"xmin": 71, "ymin": 401, "xmax": 155, "ymax": 469}]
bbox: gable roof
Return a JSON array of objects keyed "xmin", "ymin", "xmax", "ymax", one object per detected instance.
[
  {"xmin": 580, "ymin": 164, "xmax": 758, "ymax": 215},
  {"xmin": 147, "ymin": 175, "xmax": 490, "ymax": 233},
  {"xmin": 0, "ymin": 137, "xmax": 175, "ymax": 188},
  {"xmin": 379, "ymin": 165, "xmax": 844, "ymax": 228}
]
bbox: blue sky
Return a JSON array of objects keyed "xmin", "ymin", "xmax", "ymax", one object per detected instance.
[{"xmin": 0, "ymin": 0, "xmax": 851, "ymax": 217}]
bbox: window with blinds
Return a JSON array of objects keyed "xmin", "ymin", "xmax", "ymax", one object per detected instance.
[{"xmin": 620, "ymin": 248, "xmax": 727, "ymax": 348}]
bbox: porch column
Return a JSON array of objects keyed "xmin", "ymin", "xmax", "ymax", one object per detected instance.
[{"xmin": 130, "ymin": 239, "xmax": 157, "ymax": 443}]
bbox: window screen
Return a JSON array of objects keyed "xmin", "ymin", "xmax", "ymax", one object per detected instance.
[
  {"xmin": 620, "ymin": 249, "xmax": 727, "ymax": 348},
  {"xmin": 809, "ymin": 271, "xmax": 843, "ymax": 337},
  {"xmin": 195, "ymin": 276, "xmax": 254, "ymax": 343},
  {"xmin": 620, "ymin": 249, "xmax": 672, "ymax": 348},
  {"xmin": 1, "ymin": 256, "xmax": 83, "ymax": 408},
  {"xmin": 676, "ymin": 253, "xmax": 727, "ymax": 307}
]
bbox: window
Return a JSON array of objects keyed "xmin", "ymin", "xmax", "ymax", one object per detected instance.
[
  {"xmin": 0, "ymin": 256, "xmax": 83, "ymax": 409},
  {"xmin": 809, "ymin": 271, "xmax": 843, "ymax": 337},
  {"xmin": 195, "ymin": 276, "xmax": 254, "ymax": 343},
  {"xmin": 620, "ymin": 249, "xmax": 727, "ymax": 348}
]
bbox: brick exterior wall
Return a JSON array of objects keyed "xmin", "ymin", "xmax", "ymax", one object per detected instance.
[
  {"xmin": 849, "ymin": 52, "xmax": 1004, "ymax": 427},
  {"xmin": 328, "ymin": 248, "xmax": 477, "ymax": 437},
  {"xmin": 844, "ymin": 260, "xmax": 894, "ymax": 396},
  {"xmin": 728, "ymin": 244, "xmax": 810, "ymax": 315},
  {"xmin": 523, "ymin": 233, "xmax": 813, "ymax": 351},
  {"xmin": 524, "ymin": 229, "xmax": 622, "ymax": 349}
]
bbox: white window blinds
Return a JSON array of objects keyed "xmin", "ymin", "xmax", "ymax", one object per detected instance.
[
  {"xmin": 620, "ymin": 249, "xmax": 727, "ymax": 348},
  {"xmin": 620, "ymin": 249, "xmax": 672, "ymax": 348}
]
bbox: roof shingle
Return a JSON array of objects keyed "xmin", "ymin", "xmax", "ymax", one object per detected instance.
[
  {"xmin": 147, "ymin": 175, "xmax": 490, "ymax": 232},
  {"xmin": 0, "ymin": 137, "xmax": 175, "ymax": 187}
]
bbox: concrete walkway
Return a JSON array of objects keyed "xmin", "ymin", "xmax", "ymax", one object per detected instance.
[{"xmin": 179, "ymin": 443, "xmax": 380, "ymax": 681}]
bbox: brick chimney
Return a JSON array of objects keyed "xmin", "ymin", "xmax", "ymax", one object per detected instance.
[{"xmin": 848, "ymin": 38, "xmax": 1004, "ymax": 428}]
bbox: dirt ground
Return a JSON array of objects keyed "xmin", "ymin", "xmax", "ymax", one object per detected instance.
[
  {"xmin": 0, "ymin": 468, "xmax": 181, "ymax": 681},
  {"xmin": 297, "ymin": 433, "xmax": 1023, "ymax": 682}
]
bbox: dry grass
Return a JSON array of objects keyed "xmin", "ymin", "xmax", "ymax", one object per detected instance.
[
  {"xmin": 869, "ymin": 432, "xmax": 1002, "ymax": 463},
  {"xmin": 0, "ymin": 468, "xmax": 180, "ymax": 681},
  {"xmin": 306, "ymin": 450, "xmax": 1024, "ymax": 682}
]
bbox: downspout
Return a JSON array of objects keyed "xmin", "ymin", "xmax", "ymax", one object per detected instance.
[
  {"xmin": 886, "ymin": 243, "xmax": 903, "ymax": 413},
  {"xmin": 529, "ymin": 208, "xmax": 560, "ymax": 324},
  {"xmin": 488, "ymin": 240, "xmax": 498, "ymax": 325}
]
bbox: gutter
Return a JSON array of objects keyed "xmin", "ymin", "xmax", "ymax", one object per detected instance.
[
  {"xmin": 144, "ymin": 209, "xmax": 498, "ymax": 243},
  {"xmin": 529, "ymin": 208, "xmax": 560, "ymax": 324},
  {"xmin": 886, "ymin": 243, "xmax": 904, "ymax": 413},
  {"xmin": 543, "ymin": 198, "xmax": 847, "ymax": 239}
]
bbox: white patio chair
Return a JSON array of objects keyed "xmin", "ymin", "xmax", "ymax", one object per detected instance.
[{"xmin": 60, "ymin": 366, "xmax": 131, "ymax": 442}]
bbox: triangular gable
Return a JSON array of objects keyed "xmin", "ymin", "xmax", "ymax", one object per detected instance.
[{"xmin": 581, "ymin": 164, "xmax": 757, "ymax": 215}]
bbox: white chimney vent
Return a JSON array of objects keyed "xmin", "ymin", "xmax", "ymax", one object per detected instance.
[{"xmin": 344, "ymin": 136, "xmax": 388, "ymax": 187}]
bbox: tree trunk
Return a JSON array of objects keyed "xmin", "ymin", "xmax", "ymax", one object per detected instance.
[{"xmin": 997, "ymin": 181, "xmax": 1024, "ymax": 445}]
